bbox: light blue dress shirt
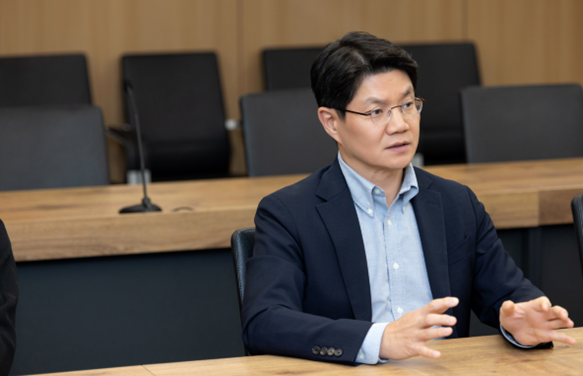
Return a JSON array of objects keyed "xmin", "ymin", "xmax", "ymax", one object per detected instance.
[
  {"xmin": 338, "ymin": 154, "xmax": 433, "ymax": 364},
  {"xmin": 338, "ymin": 154, "xmax": 530, "ymax": 364}
]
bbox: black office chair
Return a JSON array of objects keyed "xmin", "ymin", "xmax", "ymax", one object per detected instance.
[
  {"xmin": 0, "ymin": 105, "xmax": 109, "ymax": 191},
  {"xmin": 240, "ymin": 88, "xmax": 337, "ymax": 177},
  {"xmin": 571, "ymin": 195, "xmax": 583, "ymax": 277},
  {"xmin": 0, "ymin": 54, "xmax": 92, "ymax": 107},
  {"xmin": 461, "ymin": 84, "xmax": 583, "ymax": 163},
  {"xmin": 230, "ymin": 227, "xmax": 256, "ymax": 314},
  {"xmin": 400, "ymin": 43, "xmax": 480, "ymax": 165},
  {"xmin": 116, "ymin": 52, "xmax": 230, "ymax": 182},
  {"xmin": 262, "ymin": 47, "xmax": 324, "ymax": 90}
]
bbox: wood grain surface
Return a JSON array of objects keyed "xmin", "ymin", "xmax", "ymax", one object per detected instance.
[
  {"xmin": 3, "ymin": 158, "xmax": 583, "ymax": 262},
  {"xmin": 0, "ymin": 0, "xmax": 239, "ymax": 124},
  {"xmin": 240, "ymin": 0, "xmax": 464, "ymax": 95},
  {"xmin": 1, "ymin": 175, "xmax": 302, "ymax": 262},
  {"xmin": 426, "ymin": 158, "xmax": 583, "ymax": 229},
  {"xmin": 3, "ymin": 0, "xmax": 583, "ymax": 186},
  {"xmin": 467, "ymin": 0, "xmax": 583, "ymax": 88},
  {"xmin": 27, "ymin": 327, "xmax": 583, "ymax": 376}
]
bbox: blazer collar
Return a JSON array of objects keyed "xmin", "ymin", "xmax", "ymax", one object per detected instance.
[{"xmin": 315, "ymin": 158, "xmax": 372, "ymax": 321}]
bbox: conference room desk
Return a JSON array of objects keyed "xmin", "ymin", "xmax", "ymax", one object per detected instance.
[
  {"xmin": 29, "ymin": 327, "xmax": 583, "ymax": 376},
  {"xmin": 4, "ymin": 157, "xmax": 583, "ymax": 375},
  {"xmin": 3, "ymin": 157, "xmax": 583, "ymax": 262}
]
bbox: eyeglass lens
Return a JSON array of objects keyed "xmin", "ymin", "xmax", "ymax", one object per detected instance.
[{"xmin": 370, "ymin": 97, "xmax": 423, "ymax": 126}]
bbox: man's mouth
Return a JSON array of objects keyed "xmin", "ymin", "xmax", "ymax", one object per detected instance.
[{"xmin": 387, "ymin": 141, "xmax": 409, "ymax": 150}]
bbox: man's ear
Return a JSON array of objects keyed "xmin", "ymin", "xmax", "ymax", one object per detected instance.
[{"xmin": 318, "ymin": 107, "xmax": 341, "ymax": 143}]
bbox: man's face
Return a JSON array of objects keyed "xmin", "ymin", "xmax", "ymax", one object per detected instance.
[{"xmin": 321, "ymin": 69, "xmax": 420, "ymax": 180}]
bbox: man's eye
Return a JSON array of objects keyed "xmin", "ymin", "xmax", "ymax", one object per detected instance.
[
  {"xmin": 370, "ymin": 109, "xmax": 383, "ymax": 116},
  {"xmin": 403, "ymin": 101, "xmax": 414, "ymax": 108}
]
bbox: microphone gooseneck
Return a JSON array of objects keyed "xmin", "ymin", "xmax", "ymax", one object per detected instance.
[{"xmin": 119, "ymin": 80, "xmax": 162, "ymax": 214}]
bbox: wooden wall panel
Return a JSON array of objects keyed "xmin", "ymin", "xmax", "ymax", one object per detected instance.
[
  {"xmin": 467, "ymin": 0, "xmax": 583, "ymax": 87},
  {"xmin": 240, "ymin": 0, "xmax": 466, "ymax": 96},
  {"xmin": 0, "ymin": 0, "xmax": 239, "ymax": 125},
  {"xmin": 3, "ymin": 0, "xmax": 583, "ymax": 181}
]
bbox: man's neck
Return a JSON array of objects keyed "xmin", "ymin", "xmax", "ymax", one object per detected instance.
[{"xmin": 339, "ymin": 152, "xmax": 405, "ymax": 206}]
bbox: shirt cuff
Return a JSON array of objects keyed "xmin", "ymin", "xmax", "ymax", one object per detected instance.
[
  {"xmin": 356, "ymin": 323, "xmax": 389, "ymax": 364},
  {"xmin": 500, "ymin": 324, "xmax": 535, "ymax": 348}
]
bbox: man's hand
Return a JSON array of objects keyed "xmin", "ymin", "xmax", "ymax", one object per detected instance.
[
  {"xmin": 500, "ymin": 296, "xmax": 576, "ymax": 346},
  {"xmin": 379, "ymin": 297, "xmax": 459, "ymax": 360}
]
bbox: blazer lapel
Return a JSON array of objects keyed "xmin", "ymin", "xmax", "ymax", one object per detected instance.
[
  {"xmin": 412, "ymin": 170, "xmax": 457, "ymax": 336},
  {"xmin": 315, "ymin": 160, "xmax": 372, "ymax": 321}
]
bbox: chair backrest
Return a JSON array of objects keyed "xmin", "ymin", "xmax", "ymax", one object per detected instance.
[
  {"xmin": 230, "ymin": 227, "xmax": 256, "ymax": 312},
  {"xmin": 0, "ymin": 105, "xmax": 109, "ymax": 191},
  {"xmin": 400, "ymin": 43, "xmax": 480, "ymax": 165},
  {"xmin": 240, "ymin": 88, "xmax": 337, "ymax": 177},
  {"xmin": 570, "ymin": 195, "xmax": 583, "ymax": 276},
  {"xmin": 461, "ymin": 84, "xmax": 583, "ymax": 163},
  {"xmin": 0, "ymin": 54, "xmax": 92, "ymax": 107},
  {"xmin": 262, "ymin": 47, "xmax": 324, "ymax": 90},
  {"xmin": 122, "ymin": 52, "xmax": 230, "ymax": 181}
]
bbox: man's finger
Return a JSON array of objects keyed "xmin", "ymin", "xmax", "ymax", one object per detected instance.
[
  {"xmin": 414, "ymin": 344, "xmax": 441, "ymax": 359},
  {"xmin": 532, "ymin": 296, "xmax": 551, "ymax": 312},
  {"xmin": 549, "ymin": 305, "xmax": 570, "ymax": 320},
  {"xmin": 547, "ymin": 330, "xmax": 577, "ymax": 346},
  {"xmin": 425, "ymin": 297, "xmax": 459, "ymax": 314},
  {"xmin": 420, "ymin": 326, "xmax": 454, "ymax": 341},
  {"xmin": 425, "ymin": 313, "xmax": 457, "ymax": 328},
  {"xmin": 500, "ymin": 300, "xmax": 515, "ymax": 316},
  {"xmin": 545, "ymin": 318, "xmax": 574, "ymax": 330}
]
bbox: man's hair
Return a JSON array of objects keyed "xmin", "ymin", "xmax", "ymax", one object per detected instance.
[{"xmin": 310, "ymin": 31, "xmax": 418, "ymax": 118}]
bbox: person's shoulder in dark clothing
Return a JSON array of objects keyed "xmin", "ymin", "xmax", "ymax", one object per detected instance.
[{"xmin": 0, "ymin": 219, "xmax": 18, "ymax": 376}]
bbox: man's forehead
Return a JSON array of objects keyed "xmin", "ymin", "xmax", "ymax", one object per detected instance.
[{"xmin": 360, "ymin": 85, "xmax": 414, "ymax": 105}]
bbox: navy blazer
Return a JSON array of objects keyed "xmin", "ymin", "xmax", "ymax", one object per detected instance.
[{"xmin": 242, "ymin": 159, "xmax": 544, "ymax": 364}]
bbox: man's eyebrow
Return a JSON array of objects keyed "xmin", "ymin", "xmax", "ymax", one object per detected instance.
[
  {"xmin": 363, "ymin": 97, "xmax": 387, "ymax": 105},
  {"xmin": 402, "ymin": 87, "xmax": 413, "ymax": 97},
  {"xmin": 362, "ymin": 87, "xmax": 415, "ymax": 105}
]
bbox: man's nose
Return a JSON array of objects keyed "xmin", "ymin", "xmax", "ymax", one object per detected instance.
[{"xmin": 385, "ymin": 108, "xmax": 409, "ymax": 134}]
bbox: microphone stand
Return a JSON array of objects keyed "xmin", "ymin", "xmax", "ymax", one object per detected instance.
[{"xmin": 119, "ymin": 81, "xmax": 162, "ymax": 214}]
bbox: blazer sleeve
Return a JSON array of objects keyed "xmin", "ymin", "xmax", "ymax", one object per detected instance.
[
  {"xmin": 466, "ymin": 187, "xmax": 551, "ymax": 349},
  {"xmin": 0, "ymin": 220, "xmax": 18, "ymax": 375},
  {"xmin": 242, "ymin": 194, "xmax": 372, "ymax": 365}
]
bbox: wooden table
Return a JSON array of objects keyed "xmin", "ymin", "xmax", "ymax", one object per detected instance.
[
  {"xmin": 28, "ymin": 327, "xmax": 583, "ymax": 376},
  {"xmin": 3, "ymin": 157, "xmax": 583, "ymax": 262}
]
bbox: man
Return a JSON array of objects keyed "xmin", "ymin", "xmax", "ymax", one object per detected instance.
[
  {"xmin": 0, "ymin": 219, "xmax": 18, "ymax": 374},
  {"xmin": 242, "ymin": 31, "xmax": 575, "ymax": 365}
]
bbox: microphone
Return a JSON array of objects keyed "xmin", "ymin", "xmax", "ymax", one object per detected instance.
[{"xmin": 119, "ymin": 80, "xmax": 162, "ymax": 214}]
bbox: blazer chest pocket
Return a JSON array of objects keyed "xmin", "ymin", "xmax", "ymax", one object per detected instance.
[{"xmin": 447, "ymin": 236, "xmax": 472, "ymax": 266}]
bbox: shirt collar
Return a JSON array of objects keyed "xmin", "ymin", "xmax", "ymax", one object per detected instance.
[{"xmin": 338, "ymin": 152, "xmax": 419, "ymax": 217}]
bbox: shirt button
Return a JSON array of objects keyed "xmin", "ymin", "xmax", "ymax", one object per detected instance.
[
  {"xmin": 367, "ymin": 208, "xmax": 373, "ymax": 215},
  {"xmin": 387, "ymin": 220, "xmax": 392, "ymax": 227},
  {"xmin": 358, "ymin": 351, "xmax": 365, "ymax": 360},
  {"xmin": 393, "ymin": 262, "xmax": 399, "ymax": 270},
  {"xmin": 374, "ymin": 188, "xmax": 382, "ymax": 195},
  {"xmin": 397, "ymin": 307, "xmax": 403, "ymax": 314}
]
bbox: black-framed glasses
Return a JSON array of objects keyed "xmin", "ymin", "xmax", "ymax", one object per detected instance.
[{"xmin": 342, "ymin": 96, "xmax": 426, "ymax": 127}]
